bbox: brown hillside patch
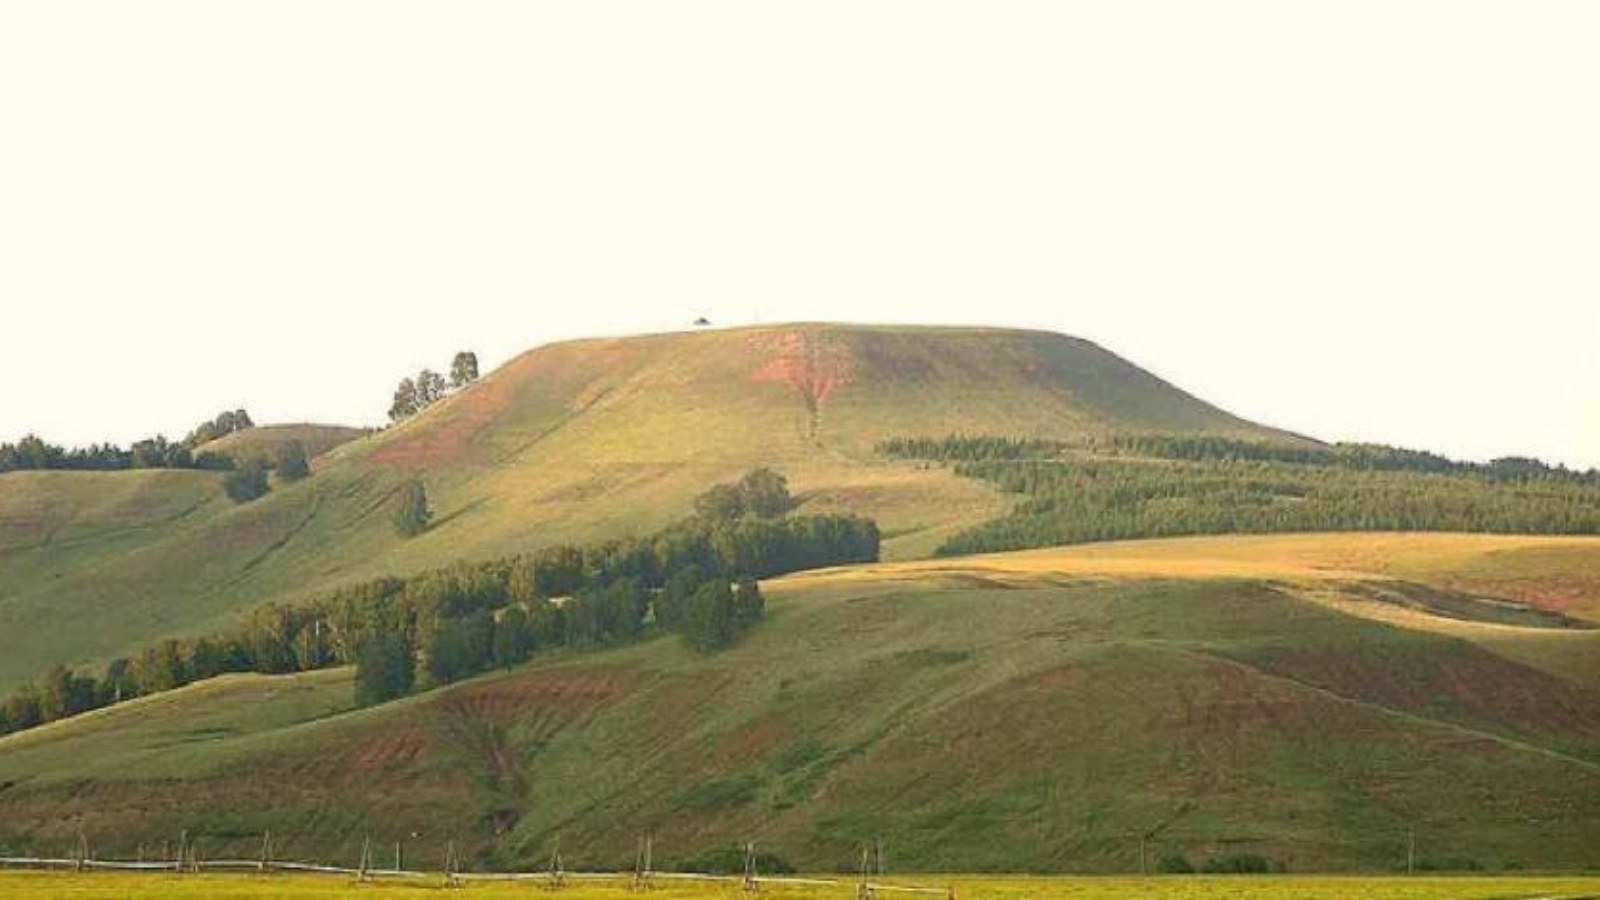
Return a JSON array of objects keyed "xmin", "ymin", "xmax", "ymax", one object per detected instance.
[
  {"xmin": 369, "ymin": 377, "xmax": 515, "ymax": 468},
  {"xmin": 1236, "ymin": 641, "xmax": 1600, "ymax": 747},
  {"xmin": 750, "ymin": 330, "xmax": 855, "ymax": 435},
  {"xmin": 428, "ymin": 667, "xmax": 634, "ymax": 726}
]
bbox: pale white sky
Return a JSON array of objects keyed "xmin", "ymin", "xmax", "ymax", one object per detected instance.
[{"xmin": 1, "ymin": 2, "xmax": 1595, "ymax": 468}]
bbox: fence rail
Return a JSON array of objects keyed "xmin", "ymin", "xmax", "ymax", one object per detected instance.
[{"xmin": 0, "ymin": 855, "xmax": 953, "ymax": 896}]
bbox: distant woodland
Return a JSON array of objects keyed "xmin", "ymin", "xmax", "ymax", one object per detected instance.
[{"xmin": 878, "ymin": 434, "xmax": 1600, "ymax": 556}]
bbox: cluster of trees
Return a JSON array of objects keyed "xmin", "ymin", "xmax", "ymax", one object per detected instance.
[
  {"xmin": 694, "ymin": 467, "xmax": 796, "ymax": 521},
  {"xmin": 0, "ymin": 434, "xmax": 232, "ymax": 474},
  {"xmin": 388, "ymin": 351, "xmax": 479, "ymax": 423},
  {"xmin": 0, "ymin": 470, "xmax": 878, "ymax": 735},
  {"xmin": 876, "ymin": 435, "xmax": 1068, "ymax": 462},
  {"xmin": 931, "ymin": 454, "xmax": 1600, "ymax": 556},
  {"xmin": 1, "ymin": 410, "xmax": 260, "ymax": 476},
  {"xmin": 182, "ymin": 409, "xmax": 255, "ymax": 447},
  {"xmin": 221, "ymin": 440, "xmax": 313, "ymax": 504},
  {"xmin": 1108, "ymin": 433, "xmax": 1599, "ymax": 483}
]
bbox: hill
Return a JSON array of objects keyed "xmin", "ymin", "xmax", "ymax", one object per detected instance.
[
  {"xmin": 0, "ymin": 324, "xmax": 1290, "ymax": 692},
  {"xmin": 3, "ymin": 533, "xmax": 1598, "ymax": 873},
  {"xmin": 198, "ymin": 423, "xmax": 368, "ymax": 465}
]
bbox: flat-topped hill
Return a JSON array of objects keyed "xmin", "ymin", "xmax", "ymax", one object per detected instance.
[{"xmin": 0, "ymin": 324, "xmax": 1288, "ymax": 690}]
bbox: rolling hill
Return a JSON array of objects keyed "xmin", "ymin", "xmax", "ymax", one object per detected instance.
[
  {"xmin": 198, "ymin": 423, "xmax": 369, "ymax": 466},
  {"xmin": 0, "ymin": 324, "xmax": 1292, "ymax": 692},
  {"xmin": 2, "ymin": 533, "xmax": 1598, "ymax": 873}
]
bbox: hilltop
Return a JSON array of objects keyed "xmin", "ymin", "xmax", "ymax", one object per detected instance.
[
  {"xmin": 0, "ymin": 324, "xmax": 1289, "ymax": 690},
  {"xmin": 198, "ymin": 423, "xmax": 368, "ymax": 465},
  {"xmin": 3, "ymin": 533, "xmax": 1598, "ymax": 872}
]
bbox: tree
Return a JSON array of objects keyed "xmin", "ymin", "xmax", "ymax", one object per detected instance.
[
  {"xmin": 1, "ymin": 683, "xmax": 43, "ymax": 733},
  {"xmin": 682, "ymin": 579, "xmax": 736, "ymax": 653},
  {"xmin": 392, "ymin": 480, "xmax": 432, "ymax": 538},
  {"xmin": 695, "ymin": 484, "xmax": 746, "ymax": 523},
  {"xmin": 389, "ymin": 378, "xmax": 419, "ymax": 423},
  {"xmin": 427, "ymin": 610, "xmax": 493, "ymax": 684},
  {"xmin": 354, "ymin": 632, "xmax": 415, "ymax": 706},
  {"xmin": 223, "ymin": 458, "xmax": 270, "ymax": 502},
  {"xmin": 534, "ymin": 545, "xmax": 585, "ymax": 596},
  {"xmin": 275, "ymin": 441, "xmax": 311, "ymax": 482},
  {"xmin": 654, "ymin": 565, "xmax": 703, "ymax": 632},
  {"xmin": 133, "ymin": 640, "xmax": 190, "ymax": 694},
  {"xmin": 733, "ymin": 577, "xmax": 765, "ymax": 626},
  {"xmin": 184, "ymin": 409, "xmax": 254, "ymax": 447},
  {"xmin": 416, "ymin": 369, "xmax": 447, "ymax": 406},
  {"xmin": 450, "ymin": 351, "xmax": 480, "ymax": 389},
  {"xmin": 492, "ymin": 606, "xmax": 533, "ymax": 668},
  {"xmin": 39, "ymin": 664, "xmax": 97, "ymax": 721},
  {"xmin": 739, "ymin": 468, "xmax": 792, "ymax": 518},
  {"xmin": 193, "ymin": 450, "xmax": 235, "ymax": 471},
  {"xmin": 102, "ymin": 658, "xmax": 137, "ymax": 704},
  {"xmin": 131, "ymin": 435, "xmax": 191, "ymax": 469}
]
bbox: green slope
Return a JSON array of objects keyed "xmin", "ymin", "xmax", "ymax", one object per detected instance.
[
  {"xmin": 4, "ymin": 536, "xmax": 1598, "ymax": 873},
  {"xmin": 199, "ymin": 423, "xmax": 369, "ymax": 464},
  {"xmin": 0, "ymin": 324, "xmax": 1287, "ymax": 692}
]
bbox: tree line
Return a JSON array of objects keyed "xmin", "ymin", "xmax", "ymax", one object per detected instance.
[
  {"xmin": 0, "ymin": 470, "xmax": 879, "ymax": 735},
  {"xmin": 1107, "ymin": 433, "xmax": 1600, "ymax": 483},
  {"xmin": 932, "ymin": 455, "xmax": 1600, "ymax": 556},
  {"xmin": 876, "ymin": 435, "xmax": 1069, "ymax": 462},
  {"xmin": 388, "ymin": 351, "xmax": 479, "ymax": 423},
  {"xmin": 873, "ymin": 433, "xmax": 1600, "ymax": 556},
  {"xmin": 0, "ymin": 409, "xmax": 258, "ymax": 475}
]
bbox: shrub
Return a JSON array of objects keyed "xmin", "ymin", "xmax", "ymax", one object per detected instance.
[{"xmin": 222, "ymin": 459, "xmax": 270, "ymax": 503}]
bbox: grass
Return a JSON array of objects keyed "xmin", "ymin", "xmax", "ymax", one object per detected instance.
[
  {"xmin": 3, "ymin": 871, "xmax": 1600, "ymax": 899},
  {"xmin": 199, "ymin": 424, "xmax": 369, "ymax": 464},
  {"xmin": 4, "ymin": 534, "xmax": 1600, "ymax": 872},
  {"xmin": 0, "ymin": 324, "xmax": 1275, "ymax": 692}
]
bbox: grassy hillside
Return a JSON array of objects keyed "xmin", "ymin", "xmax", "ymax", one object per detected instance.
[
  {"xmin": 0, "ymin": 324, "xmax": 1286, "ymax": 692},
  {"xmin": 4, "ymin": 534, "xmax": 1598, "ymax": 873},
  {"xmin": 199, "ymin": 424, "xmax": 368, "ymax": 464}
]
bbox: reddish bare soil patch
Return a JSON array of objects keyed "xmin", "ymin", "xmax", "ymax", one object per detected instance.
[
  {"xmin": 749, "ymin": 330, "xmax": 855, "ymax": 437},
  {"xmin": 369, "ymin": 378, "xmax": 516, "ymax": 469},
  {"xmin": 1235, "ymin": 641, "xmax": 1600, "ymax": 748}
]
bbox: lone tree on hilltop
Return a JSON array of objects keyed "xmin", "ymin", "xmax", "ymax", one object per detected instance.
[
  {"xmin": 392, "ymin": 480, "xmax": 432, "ymax": 538},
  {"xmin": 450, "ymin": 351, "xmax": 480, "ymax": 389}
]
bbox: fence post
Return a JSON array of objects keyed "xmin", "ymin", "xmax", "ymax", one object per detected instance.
[
  {"xmin": 443, "ymin": 839, "xmax": 460, "ymax": 889},
  {"xmin": 546, "ymin": 836, "xmax": 565, "ymax": 891},
  {"xmin": 857, "ymin": 845, "xmax": 874, "ymax": 900},
  {"xmin": 742, "ymin": 840, "xmax": 760, "ymax": 893},
  {"xmin": 258, "ymin": 830, "xmax": 272, "ymax": 873},
  {"xmin": 631, "ymin": 833, "xmax": 654, "ymax": 891}
]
